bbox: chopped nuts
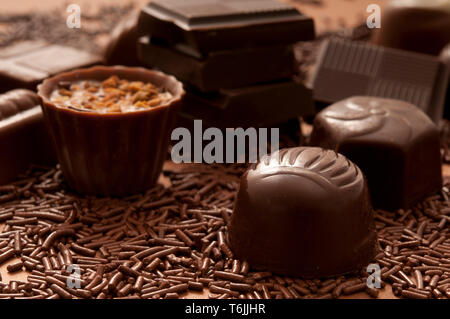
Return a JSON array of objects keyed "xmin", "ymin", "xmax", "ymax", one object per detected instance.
[{"xmin": 50, "ymin": 75, "xmax": 172, "ymax": 113}]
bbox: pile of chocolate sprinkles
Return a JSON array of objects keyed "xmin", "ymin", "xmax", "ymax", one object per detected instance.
[{"xmin": 0, "ymin": 163, "xmax": 449, "ymax": 299}]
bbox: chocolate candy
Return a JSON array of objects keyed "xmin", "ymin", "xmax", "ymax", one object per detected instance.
[
  {"xmin": 310, "ymin": 96, "xmax": 442, "ymax": 210},
  {"xmin": 178, "ymin": 80, "xmax": 314, "ymax": 129},
  {"xmin": 0, "ymin": 89, "xmax": 55, "ymax": 184},
  {"xmin": 38, "ymin": 66, "xmax": 184, "ymax": 196},
  {"xmin": 371, "ymin": 0, "xmax": 450, "ymax": 56},
  {"xmin": 137, "ymin": 0, "xmax": 315, "ymax": 54},
  {"xmin": 103, "ymin": 11, "xmax": 140, "ymax": 66},
  {"xmin": 312, "ymin": 39, "xmax": 449, "ymax": 124},
  {"xmin": 229, "ymin": 147, "xmax": 377, "ymax": 278},
  {"xmin": 138, "ymin": 36, "xmax": 296, "ymax": 92},
  {"xmin": 0, "ymin": 41, "xmax": 102, "ymax": 93}
]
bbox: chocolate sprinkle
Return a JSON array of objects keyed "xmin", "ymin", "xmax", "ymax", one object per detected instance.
[{"xmin": 0, "ymin": 163, "xmax": 448, "ymax": 299}]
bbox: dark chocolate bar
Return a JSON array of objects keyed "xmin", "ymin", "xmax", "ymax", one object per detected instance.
[
  {"xmin": 229, "ymin": 147, "xmax": 377, "ymax": 277},
  {"xmin": 138, "ymin": 36, "xmax": 295, "ymax": 92},
  {"xmin": 137, "ymin": 0, "xmax": 315, "ymax": 53},
  {"xmin": 178, "ymin": 80, "xmax": 314, "ymax": 128},
  {"xmin": 0, "ymin": 41, "xmax": 102, "ymax": 93},
  {"xmin": 310, "ymin": 96, "xmax": 442, "ymax": 210},
  {"xmin": 311, "ymin": 39, "xmax": 449, "ymax": 124},
  {"xmin": 0, "ymin": 89, "xmax": 55, "ymax": 185}
]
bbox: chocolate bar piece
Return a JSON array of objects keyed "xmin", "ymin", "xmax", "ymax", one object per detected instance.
[
  {"xmin": 312, "ymin": 39, "xmax": 449, "ymax": 124},
  {"xmin": 310, "ymin": 96, "xmax": 442, "ymax": 210},
  {"xmin": 0, "ymin": 41, "xmax": 102, "ymax": 93},
  {"xmin": 371, "ymin": 2, "xmax": 450, "ymax": 55},
  {"xmin": 179, "ymin": 80, "xmax": 314, "ymax": 128},
  {"xmin": 229, "ymin": 147, "xmax": 376, "ymax": 277},
  {"xmin": 0, "ymin": 90, "xmax": 55, "ymax": 185},
  {"xmin": 138, "ymin": 36, "xmax": 295, "ymax": 92},
  {"xmin": 138, "ymin": 0, "xmax": 315, "ymax": 53}
]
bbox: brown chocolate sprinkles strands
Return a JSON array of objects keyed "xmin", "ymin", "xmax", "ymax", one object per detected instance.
[{"xmin": 0, "ymin": 165, "xmax": 448, "ymax": 298}]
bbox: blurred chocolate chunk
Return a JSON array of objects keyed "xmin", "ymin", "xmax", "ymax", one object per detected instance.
[
  {"xmin": 0, "ymin": 89, "xmax": 56, "ymax": 184},
  {"xmin": 0, "ymin": 41, "xmax": 102, "ymax": 93},
  {"xmin": 372, "ymin": 1, "xmax": 450, "ymax": 55},
  {"xmin": 440, "ymin": 43, "xmax": 450, "ymax": 118},
  {"xmin": 103, "ymin": 11, "xmax": 141, "ymax": 66},
  {"xmin": 312, "ymin": 39, "xmax": 449, "ymax": 123}
]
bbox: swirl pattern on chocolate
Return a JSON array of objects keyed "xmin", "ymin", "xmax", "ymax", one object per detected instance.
[{"xmin": 256, "ymin": 147, "xmax": 362, "ymax": 189}]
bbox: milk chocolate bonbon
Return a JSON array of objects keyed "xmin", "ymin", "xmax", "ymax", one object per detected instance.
[
  {"xmin": 229, "ymin": 147, "xmax": 377, "ymax": 278},
  {"xmin": 310, "ymin": 96, "xmax": 442, "ymax": 209}
]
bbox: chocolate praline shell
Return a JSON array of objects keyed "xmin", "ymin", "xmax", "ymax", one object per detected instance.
[
  {"xmin": 37, "ymin": 66, "xmax": 185, "ymax": 196},
  {"xmin": 310, "ymin": 96, "xmax": 442, "ymax": 209},
  {"xmin": 229, "ymin": 147, "xmax": 377, "ymax": 278}
]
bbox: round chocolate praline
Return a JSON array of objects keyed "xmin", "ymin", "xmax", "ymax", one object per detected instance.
[{"xmin": 229, "ymin": 147, "xmax": 377, "ymax": 278}]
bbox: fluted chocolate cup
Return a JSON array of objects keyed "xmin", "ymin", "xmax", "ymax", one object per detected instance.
[{"xmin": 38, "ymin": 66, "xmax": 184, "ymax": 196}]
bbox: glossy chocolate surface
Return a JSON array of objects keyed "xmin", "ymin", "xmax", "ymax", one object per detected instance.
[
  {"xmin": 310, "ymin": 96, "xmax": 442, "ymax": 209},
  {"xmin": 312, "ymin": 39, "xmax": 449, "ymax": 124},
  {"xmin": 138, "ymin": 36, "xmax": 295, "ymax": 92},
  {"xmin": 138, "ymin": 0, "xmax": 315, "ymax": 53},
  {"xmin": 0, "ymin": 41, "xmax": 102, "ymax": 93},
  {"xmin": 38, "ymin": 66, "xmax": 184, "ymax": 196},
  {"xmin": 229, "ymin": 147, "xmax": 376, "ymax": 277},
  {"xmin": 0, "ymin": 89, "xmax": 56, "ymax": 184}
]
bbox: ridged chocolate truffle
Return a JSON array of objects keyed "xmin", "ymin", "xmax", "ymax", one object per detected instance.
[
  {"xmin": 229, "ymin": 147, "xmax": 376, "ymax": 278},
  {"xmin": 311, "ymin": 96, "xmax": 442, "ymax": 209}
]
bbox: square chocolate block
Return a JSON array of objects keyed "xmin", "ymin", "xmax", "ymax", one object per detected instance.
[{"xmin": 310, "ymin": 96, "xmax": 442, "ymax": 209}]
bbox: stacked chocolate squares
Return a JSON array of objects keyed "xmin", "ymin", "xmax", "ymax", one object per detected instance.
[{"xmin": 136, "ymin": 0, "xmax": 315, "ymax": 135}]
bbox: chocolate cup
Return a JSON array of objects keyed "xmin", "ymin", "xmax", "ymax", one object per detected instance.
[{"xmin": 38, "ymin": 66, "xmax": 184, "ymax": 196}]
